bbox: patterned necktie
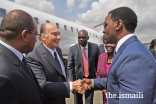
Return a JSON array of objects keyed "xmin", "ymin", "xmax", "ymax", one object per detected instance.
[
  {"xmin": 22, "ymin": 56, "xmax": 33, "ymax": 77},
  {"xmin": 82, "ymin": 48, "xmax": 89, "ymax": 77}
]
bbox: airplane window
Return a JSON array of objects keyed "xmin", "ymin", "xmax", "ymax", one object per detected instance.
[
  {"xmin": 89, "ymin": 32, "xmax": 91, "ymax": 36},
  {"xmin": 46, "ymin": 20, "xmax": 50, "ymax": 23},
  {"xmin": 0, "ymin": 8, "xmax": 6, "ymax": 17},
  {"xmin": 89, "ymin": 33, "xmax": 92, "ymax": 36},
  {"xmin": 56, "ymin": 23, "xmax": 59, "ymax": 29},
  {"xmin": 34, "ymin": 17, "xmax": 39, "ymax": 24},
  {"xmin": 76, "ymin": 28, "xmax": 78, "ymax": 33},
  {"xmin": 64, "ymin": 25, "xmax": 67, "ymax": 31},
  {"xmin": 71, "ymin": 27, "xmax": 73, "ymax": 32}
]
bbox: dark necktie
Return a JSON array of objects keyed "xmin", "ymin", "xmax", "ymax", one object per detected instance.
[
  {"xmin": 22, "ymin": 56, "xmax": 33, "ymax": 77},
  {"xmin": 54, "ymin": 51, "xmax": 66, "ymax": 77},
  {"xmin": 54, "ymin": 51, "xmax": 61, "ymax": 68}
]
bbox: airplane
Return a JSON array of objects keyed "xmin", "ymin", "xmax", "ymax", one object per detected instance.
[{"xmin": 0, "ymin": 0, "xmax": 103, "ymax": 56}]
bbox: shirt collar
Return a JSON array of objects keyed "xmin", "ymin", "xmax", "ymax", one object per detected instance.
[
  {"xmin": 80, "ymin": 43, "xmax": 88, "ymax": 50},
  {"xmin": 0, "ymin": 40, "xmax": 23, "ymax": 61},
  {"xmin": 115, "ymin": 34, "xmax": 135, "ymax": 52},
  {"xmin": 43, "ymin": 44, "xmax": 56, "ymax": 57}
]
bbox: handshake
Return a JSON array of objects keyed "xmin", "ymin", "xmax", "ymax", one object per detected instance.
[{"xmin": 72, "ymin": 78, "xmax": 92, "ymax": 94}]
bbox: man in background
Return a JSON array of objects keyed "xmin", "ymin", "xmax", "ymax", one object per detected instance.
[
  {"xmin": 68, "ymin": 29, "xmax": 99, "ymax": 104},
  {"xmin": 98, "ymin": 35, "xmax": 106, "ymax": 54},
  {"xmin": 26, "ymin": 23, "xmax": 87, "ymax": 104},
  {"xmin": 0, "ymin": 9, "xmax": 43, "ymax": 104}
]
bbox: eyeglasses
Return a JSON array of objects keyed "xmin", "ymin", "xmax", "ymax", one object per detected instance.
[{"xmin": 29, "ymin": 31, "xmax": 39, "ymax": 36}]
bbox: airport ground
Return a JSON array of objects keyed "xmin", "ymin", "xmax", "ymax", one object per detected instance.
[{"xmin": 66, "ymin": 91, "xmax": 103, "ymax": 104}]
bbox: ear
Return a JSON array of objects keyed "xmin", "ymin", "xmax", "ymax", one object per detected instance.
[
  {"xmin": 21, "ymin": 30, "xmax": 29, "ymax": 41},
  {"xmin": 87, "ymin": 36, "xmax": 89, "ymax": 40},
  {"xmin": 41, "ymin": 34, "xmax": 47, "ymax": 41},
  {"xmin": 115, "ymin": 20, "xmax": 122, "ymax": 30}
]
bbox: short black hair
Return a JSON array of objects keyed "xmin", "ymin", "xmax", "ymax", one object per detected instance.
[
  {"xmin": 0, "ymin": 9, "xmax": 34, "ymax": 40},
  {"xmin": 149, "ymin": 39, "xmax": 156, "ymax": 49},
  {"xmin": 78, "ymin": 29, "xmax": 88, "ymax": 36},
  {"xmin": 109, "ymin": 7, "xmax": 137, "ymax": 33}
]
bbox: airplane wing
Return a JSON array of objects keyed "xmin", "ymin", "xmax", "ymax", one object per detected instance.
[{"xmin": 93, "ymin": 22, "xmax": 103, "ymax": 28}]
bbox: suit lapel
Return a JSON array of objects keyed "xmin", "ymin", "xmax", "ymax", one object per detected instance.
[
  {"xmin": 77, "ymin": 44, "xmax": 83, "ymax": 68},
  {"xmin": 40, "ymin": 44, "xmax": 64, "ymax": 77},
  {"xmin": 0, "ymin": 43, "xmax": 42, "ymax": 97},
  {"xmin": 110, "ymin": 36, "xmax": 138, "ymax": 68},
  {"xmin": 88, "ymin": 43, "xmax": 91, "ymax": 69},
  {"xmin": 19, "ymin": 63, "xmax": 43, "ymax": 97}
]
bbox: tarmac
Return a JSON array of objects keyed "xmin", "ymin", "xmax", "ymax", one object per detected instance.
[{"xmin": 66, "ymin": 91, "xmax": 103, "ymax": 104}]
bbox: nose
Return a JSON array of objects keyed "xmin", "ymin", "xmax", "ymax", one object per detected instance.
[
  {"xmin": 57, "ymin": 34, "xmax": 61, "ymax": 39},
  {"xmin": 79, "ymin": 38, "xmax": 83, "ymax": 40},
  {"xmin": 102, "ymin": 28, "xmax": 105, "ymax": 33}
]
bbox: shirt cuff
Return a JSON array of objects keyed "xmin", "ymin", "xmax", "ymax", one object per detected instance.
[
  {"xmin": 69, "ymin": 82, "xmax": 73, "ymax": 92},
  {"xmin": 91, "ymin": 79, "xmax": 94, "ymax": 88}
]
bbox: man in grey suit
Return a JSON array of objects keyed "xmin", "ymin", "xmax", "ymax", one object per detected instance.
[
  {"xmin": 0, "ymin": 10, "xmax": 43, "ymax": 104},
  {"xmin": 26, "ymin": 23, "xmax": 86, "ymax": 104},
  {"xmin": 68, "ymin": 29, "xmax": 99, "ymax": 104},
  {"xmin": 82, "ymin": 7, "xmax": 156, "ymax": 104},
  {"xmin": 98, "ymin": 35, "xmax": 106, "ymax": 54}
]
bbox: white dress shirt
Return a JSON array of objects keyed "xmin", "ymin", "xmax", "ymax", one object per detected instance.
[
  {"xmin": 0, "ymin": 40, "xmax": 23, "ymax": 61},
  {"xmin": 115, "ymin": 34, "xmax": 135, "ymax": 53}
]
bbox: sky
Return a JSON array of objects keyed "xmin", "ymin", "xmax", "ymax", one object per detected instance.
[{"xmin": 9, "ymin": 0, "xmax": 156, "ymax": 42}]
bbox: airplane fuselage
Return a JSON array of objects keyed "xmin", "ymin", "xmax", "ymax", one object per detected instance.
[{"xmin": 0, "ymin": 0, "xmax": 102, "ymax": 56}]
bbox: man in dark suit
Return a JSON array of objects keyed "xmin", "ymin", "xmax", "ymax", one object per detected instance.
[
  {"xmin": 98, "ymin": 35, "xmax": 106, "ymax": 54},
  {"xmin": 68, "ymin": 29, "xmax": 99, "ymax": 104},
  {"xmin": 83, "ymin": 7, "xmax": 156, "ymax": 104},
  {"xmin": 0, "ymin": 10, "xmax": 44, "ymax": 104},
  {"xmin": 26, "ymin": 23, "xmax": 86, "ymax": 104},
  {"xmin": 149, "ymin": 39, "xmax": 156, "ymax": 60}
]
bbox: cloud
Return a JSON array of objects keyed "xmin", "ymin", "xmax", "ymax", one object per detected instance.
[
  {"xmin": 75, "ymin": 0, "xmax": 156, "ymax": 42},
  {"xmin": 14, "ymin": 0, "xmax": 54, "ymax": 15},
  {"xmin": 66, "ymin": 0, "xmax": 75, "ymax": 11},
  {"xmin": 78, "ymin": 0, "xmax": 90, "ymax": 8}
]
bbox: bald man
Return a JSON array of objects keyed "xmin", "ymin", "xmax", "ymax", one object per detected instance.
[
  {"xmin": 0, "ymin": 10, "xmax": 43, "ymax": 104},
  {"xmin": 68, "ymin": 29, "xmax": 100, "ymax": 104},
  {"xmin": 26, "ymin": 23, "xmax": 84, "ymax": 104}
]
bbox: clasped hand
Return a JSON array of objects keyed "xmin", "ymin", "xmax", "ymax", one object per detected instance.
[{"xmin": 72, "ymin": 78, "xmax": 92, "ymax": 94}]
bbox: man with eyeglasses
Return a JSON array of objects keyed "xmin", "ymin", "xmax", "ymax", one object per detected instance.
[
  {"xmin": 26, "ymin": 23, "xmax": 89, "ymax": 104},
  {"xmin": 68, "ymin": 29, "xmax": 100, "ymax": 104},
  {"xmin": 0, "ymin": 10, "xmax": 44, "ymax": 104}
]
